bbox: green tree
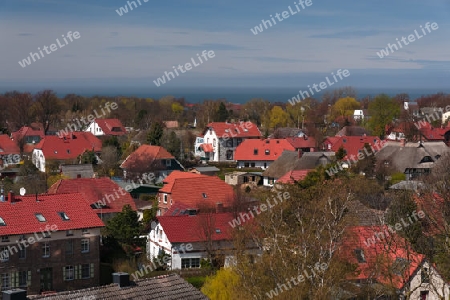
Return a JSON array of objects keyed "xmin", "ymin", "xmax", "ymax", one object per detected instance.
[
  {"xmin": 201, "ymin": 268, "xmax": 240, "ymax": 300},
  {"xmin": 331, "ymin": 97, "xmax": 360, "ymax": 120},
  {"xmin": 162, "ymin": 131, "xmax": 181, "ymax": 159},
  {"xmin": 269, "ymin": 106, "xmax": 289, "ymax": 128},
  {"xmin": 335, "ymin": 146, "xmax": 346, "ymax": 160},
  {"xmin": 147, "ymin": 121, "xmax": 164, "ymax": 146},
  {"xmin": 368, "ymin": 94, "xmax": 400, "ymax": 138},
  {"xmin": 105, "ymin": 205, "xmax": 143, "ymax": 247},
  {"xmin": 216, "ymin": 102, "xmax": 229, "ymax": 122}
]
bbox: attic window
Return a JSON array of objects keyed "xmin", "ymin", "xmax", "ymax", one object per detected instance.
[
  {"xmin": 265, "ymin": 149, "xmax": 270, "ymax": 155},
  {"xmin": 254, "ymin": 149, "xmax": 258, "ymax": 155},
  {"xmin": 202, "ymin": 193, "xmax": 207, "ymax": 198},
  {"xmin": 58, "ymin": 212, "xmax": 70, "ymax": 221},
  {"xmin": 215, "ymin": 229, "xmax": 221, "ymax": 234},
  {"xmin": 225, "ymin": 129, "xmax": 229, "ymax": 133},
  {"xmin": 54, "ymin": 151, "xmax": 58, "ymax": 154},
  {"xmin": 111, "ymin": 127, "xmax": 122, "ymax": 132},
  {"xmin": 419, "ymin": 156, "xmax": 433, "ymax": 163},
  {"xmin": 35, "ymin": 213, "xmax": 46, "ymax": 222},
  {"xmin": 0, "ymin": 217, "xmax": 5, "ymax": 226},
  {"xmin": 235, "ymin": 129, "xmax": 238, "ymax": 133},
  {"xmin": 354, "ymin": 249, "xmax": 366, "ymax": 263},
  {"xmin": 343, "ymin": 138, "xmax": 347, "ymax": 143},
  {"xmin": 67, "ymin": 150, "xmax": 70, "ymax": 154}
]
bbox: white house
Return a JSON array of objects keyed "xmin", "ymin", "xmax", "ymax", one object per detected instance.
[
  {"xmin": 354, "ymin": 109, "xmax": 364, "ymax": 120},
  {"xmin": 196, "ymin": 122, "xmax": 262, "ymax": 162},
  {"xmin": 148, "ymin": 212, "xmax": 249, "ymax": 270},
  {"xmin": 85, "ymin": 119, "xmax": 126, "ymax": 137}
]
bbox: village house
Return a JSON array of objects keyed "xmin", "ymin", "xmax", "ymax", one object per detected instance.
[
  {"xmin": 85, "ymin": 118, "xmax": 126, "ymax": 137},
  {"xmin": 322, "ymin": 135, "xmax": 382, "ymax": 158},
  {"xmin": 156, "ymin": 171, "xmax": 234, "ymax": 216},
  {"xmin": 31, "ymin": 133, "xmax": 102, "ymax": 173},
  {"xmin": 0, "ymin": 192, "xmax": 104, "ymax": 294},
  {"xmin": 195, "ymin": 121, "xmax": 261, "ymax": 162},
  {"xmin": 120, "ymin": 145, "xmax": 185, "ymax": 182}
]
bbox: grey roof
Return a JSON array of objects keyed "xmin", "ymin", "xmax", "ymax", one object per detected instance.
[
  {"xmin": 61, "ymin": 164, "xmax": 94, "ymax": 179},
  {"xmin": 347, "ymin": 200, "xmax": 385, "ymax": 226},
  {"xmin": 375, "ymin": 141, "xmax": 449, "ymax": 173},
  {"xmin": 263, "ymin": 151, "xmax": 335, "ymax": 178},
  {"xmin": 269, "ymin": 127, "xmax": 305, "ymax": 138},
  {"xmin": 389, "ymin": 180, "xmax": 425, "ymax": 191},
  {"xmin": 191, "ymin": 166, "xmax": 220, "ymax": 172},
  {"xmin": 28, "ymin": 274, "xmax": 208, "ymax": 300}
]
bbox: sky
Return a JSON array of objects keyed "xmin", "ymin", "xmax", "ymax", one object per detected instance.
[{"xmin": 1, "ymin": 0, "xmax": 449, "ymax": 97}]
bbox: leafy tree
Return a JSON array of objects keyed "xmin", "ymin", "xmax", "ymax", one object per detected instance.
[
  {"xmin": 351, "ymin": 143, "xmax": 376, "ymax": 177},
  {"xmin": 162, "ymin": 131, "xmax": 181, "ymax": 159},
  {"xmin": 335, "ymin": 146, "xmax": 346, "ymax": 160},
  {"xmin": 147, "ymin": 121, "xmax": 164, "ymax": 146},
  {"xmin": 269, "ymin": 106, "xmax": 289, "ymax": 128},
  {"xmin": 171, "ymin": 102, "xmax": 184, "ymax": 116},
  {"xmin": 104, "ymin": 205, "xmax": 143, "ymax": 249},
  {"xmin": 201, "ymin": 268, "xmax": 240, "ymax": 300},
  {"xmin": 216, "ymin": 102, "xmax": 229, "ymax": 122},
  {"xmin": 103, "ymin": 136, "xmax": 122, "ymax": 157},
  {"xmin": 331, "ymin": 97, "xmax": 360, "ymax": 120},
  {"xmin": 368, "ymin": 94, "xmax": 400, "ymax": 138},
  {"xmin": 80, "ymin": 150, "xmax": 97, "ymax": 165}
]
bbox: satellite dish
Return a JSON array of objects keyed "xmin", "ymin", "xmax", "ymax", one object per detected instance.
[{"xmin": 19, "ymin": 187, "xmax": 26, "ymax": 196}]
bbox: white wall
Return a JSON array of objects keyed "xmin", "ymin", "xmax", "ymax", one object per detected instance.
[
  {"xmin": 85, "ymin": 122, "xmax": 104, "ymax": 136},
  {"xmin": 202, "ymin": 129, "xmax": 219, "ymax": 162},
  {"xmin": 237, "ymin": 161, "xmax": 272, "ymax": 170},
  {"xmin": 32, "ymin": 149, "xmax": 46, "ymax": 172},
  {"xmin": 405, "ymin": 261, "xmax": 450, "ymax": 300}
]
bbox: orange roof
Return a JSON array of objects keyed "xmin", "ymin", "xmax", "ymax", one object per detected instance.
[
  {"xmin": 277, "ymin": 170, "xmax": 311, "ymax": 184},
  {"xmin": 160, "ymin": 173, "xmax": 235, "ymax": 209},
  {"xmin": 204, "ymin": 122, "xmax": 261, "ymax": 138},
  {"xmin": 48, "ymin": 178, "xmax": 137, "ymax": 213},
  {"xmin": 94, "ymin": 118, "xmax": 126, "ymax": 136},
  {"xmin": 340, "ymin": 226, "xmax": 425, "ymax": 289},
  {"xmin": 323, "ymin": 136, "xmax": 383, "ymax": 158},
  {"xmin": 34, "ymin": 132, "xmax": 102, "ymax": 160},
  {"xmin": 235, "ymin": 139, "xmax": 295, "ymax": 161},
  {"xmin": 11, "ymin": 126, "xmax": 45, "ymax": 141},
  {"xmin": 201, "ymin": 143, "xmax": 213, "ymax": 152},
  {"xmin": 286, "ymin": 136, "xmax": 317, "ymax": 149},
  {"xmin": 120, "ymin": 145, "xmax": 174, "ymax": 169},
  {"xmin": 0, "ymin": 135, "xmax": 20, "ymax": 154}
]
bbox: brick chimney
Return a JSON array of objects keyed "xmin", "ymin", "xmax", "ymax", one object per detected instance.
[
  {"xmin": 216, "ymin": 202, "xmax": 224, "ymax": 213},
  {"xmin": 8, "ymin": 191, "xmax": 14, "ymax": 203}
]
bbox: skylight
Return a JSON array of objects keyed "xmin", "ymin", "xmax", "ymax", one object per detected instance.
[
  {"xmin": 0, "ymin": 217, "xmax": 5, "ymax": 226},
  {"xmin": 215, "ymin": 229, "xmax": 221, "ymax": 234},
  {"xmin": 35, "ymin": 213, "xmax": 46, "ymax": 222},
  {"xmin": 354, "ymin": 249, "xmax": 366, "ymax": 263},
  {"xmin": 202, "ymin": 193, "xmax": 207, "ymax": 198},
  {"xmin": 58, "ymin": 212, "xmax": 70, "ymax": 221}
]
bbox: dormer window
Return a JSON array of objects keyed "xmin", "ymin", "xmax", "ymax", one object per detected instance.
[
  {"xmin": 58, "ymin": 212, "xmax": 70, "ymax": 221},
  {"xmin": 354, "ymin": 249, "xmax": 366, "ymax": 263},
  {"xmin": 35, "ymin": 213, "xmax": 46, "ymax": 222},
  {"xmin": 419, "ymin": 156, "xmax": 433, "ymax": 163},
  {"xmin": 265, "ymin": 149, "xmax": 270, "ymax": 155},
  {"xmin": 0, "ymin": 217, "xmax": 5, "ymax": 226},
  {"xmin": 202, "ymin": 193, "xmax": 207, "ymax": 198},
  {"xmin": 254, "ymin": 149, "xmax": 258, "ymax": 155},
  {"xmin": 215, "ymin": 229, "xmax": 221, "ymax": 234}
]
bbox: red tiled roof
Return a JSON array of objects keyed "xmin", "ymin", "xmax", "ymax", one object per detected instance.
[
  {"xmin": 94, "ymin": 119, "xmax": 126, "ymax": 136},
  {"xmin": 0, "ymin": 193, "xmax": 104, "ymax": 235},
  {"xmin": 277, "ymin": 170, "xmax": 311, "ymax": 184},
  {"xmin": 11, "ymin": 126, "xmax": 45, "ymax": 141},
  {"xmin": 158, "ymin": 213, "xmax": 235, "ymax": 243},
  {"xmin": 0, "ymin": 135, "xmax": 20, "ymax": 154},
  {"xmin": 163, "ymin": 121, "xmax": 179, "ymax": 129},
  {"xmin": 34, "ymin": 132, "xmax": 101, "ymax": 160},
  {"xmin": 48, "ymin": 178, "xmax": 137, "ymax": 213},
  {"xmin": 204, "ymin": 122, "xmax": 262, "ymax": 138},
  {"xmin": 420, "ymin": 126, "xmax": 450, "ymax": 141},
  {"xmin": 235, "ymin": 139, "xmax": 295, "ymax": 161},
  {"xmin": 201, "ymin": 143, "xmax": 213, "ymax": 152},
  {"xmin": 160, "ymin": 171, "xmax": 202, "ymax": 193},
  {"xmin": 120, "ymin": 145, "xmax": 174, "ymax": 169},
  {"xmin": 286, "ymin": 136, "xmax": 317, "ymax": 149},
  {"xmin": 160, "ymin": 173, "xmax": 235, "ymax": 208},
  {"xmin": 323, "ymin": 136, "xmax": 383, "ymax": 158},
  {"xmin": 340, "ymin": 226, "xmax": 424, "ymax": 289}
]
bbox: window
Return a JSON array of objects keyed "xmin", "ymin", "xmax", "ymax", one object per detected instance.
[
  {"xmin": 243, "ymin": 176, "xmax": 249, "ymax": 183},
  {"xmin": 250, "ymin": 162, "xmax": 255, "ymax": 168},
  {"xmin": 18, "ymin": 246, "xmax": 26, "ymax": 259},
  {"xmin": 237, "ymin": 138, "xmax": 242, "ymax": 145},
  {"xmin": 82, "ymin": 228, "xmax": 89, "ymax": 234},
  {"xmin": 215, "ymin": 229, "xmax": 221, "ymax": 233},
  {"xmin": 213, "ymin": 139, "xmax": 216, "ymax": 147},
  {"xmin": 58, "ymin": 212, "xmax": 70, "ymax": 221},
  {"xmin": 66, "ymin": 240, "xmax": 73, "ymax": 255},
  {"xmin": 64, "ymin": 266, "xmax": 74, "ymax": 281},
  {"xmin": 1, "ymin": 273, "xmax": 10, "ymax": 291},
  {"xmin": 81, "ymin": 264, "xmax": 91, "ymax": 279},
  {"xmin": 0, "ymin": 217, "xmax": 6, "ymax": 226},
  {"xmin": 354, "ymin": 249, "xmax": 366, "ymax": 263},
  {"xmin": 35, "ymin": 213, "xmax": 46, "ymax": 222},
  {"xmin": 0, "ymin": 247, "xmax": 9, "ymax": 262},
  {"xmin": 66, "ymin": 230, "xmax": 74, "ymax": 236},
  {"xmin": 165, "ymin": 159, "xmax": 171, "ymax": 167},
  {"xmin": 202, "ymin": 193, "xmax": 207, "ymax": 199},
  {"xmin": 244, "ymin": 162, "xmax": 249, "ymax": 168},
  {"xmin": 265, "ymin": 149, "xmax": 270, "ymax": 155},
  {"xmin": 226, "ymin": 150, "xmax": 233, "ymax": 160},
  {"xmin": 226, "ymin": 139, "xmax": 233, "ymax": 147},
  {"xmin": 18, "ymin": 271, "xmax": 27, "ymax": 287},
  {"xmin": 1, "ymin": 236, "xmax": 8, "ymax": 242},
  {"xmin": 42, "ymin": 242, "xmax": 50, "ymax": 257},
  {"xmin": 420, "ymin": 291, "xmax": 429, "ymax": 300},
  {"xmin": 253, "ymin": 149, "xmax": 258, "ymax": 155},
  {"xmin": 81, "ymin": 239, "xmax": 90, "ymax": 253},
  {"xmin": 421, "ymin": 267, "xmax": 430, "ymax": 283},
  {"xmin": 181, "ymin": 258, "xmax": 200, "ymax": 268},
  {"xmin": 163, "ymin": 194, "xmax": 168, "ymax": 204}
]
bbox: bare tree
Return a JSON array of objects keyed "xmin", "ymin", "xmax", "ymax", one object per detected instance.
[{"xmin": 33, "ymin": 90, "xmax": 61, "ymax": 134}]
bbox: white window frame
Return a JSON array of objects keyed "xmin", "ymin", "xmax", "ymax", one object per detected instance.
[
  {"xmin": 42, "ymin": 242, "xmax": 50, "ymax": 258},
  {"xmin": 64, "ymin": 266, "xmax": 74, "ymax": 281},
  {"xmin": 1, "ymin": 273, "xmax": 10, "ymax": 291},
  {"xmin": 0, "ymin": 247, "xmax": 9, "ymax": 262},
  {"xmin": 81, "ymin": 239, "xmax": 90, "ymax": 253}
]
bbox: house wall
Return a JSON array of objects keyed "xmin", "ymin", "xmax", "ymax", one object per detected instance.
[
  {"xmin": 0, "ymin": 228, "xmax": 101, "ymax": 294},
  {"xmin": 157, "ymin": 192, "xmax": 173, "ymax": 216},
  {"xmin": 236, "ymin": 161, "xmax": 272, "ymax": 170},
  {"xmin": 32, "ymin": 149, "xmax": 46, "ymax": 172},
  {"xmin": 202, "ymin": 130, "xmax": 219, "ymax": 162},
  {"xmin": 85, "ymin": 122, "xmax": 104, "ymax": 136},
  {"xmin": 263, "ymin": 176, "xmax": 276, "ymax": 187},
  {"xmin": 405, "ymin": 261, "xmax": 450, "ymax": 300}
]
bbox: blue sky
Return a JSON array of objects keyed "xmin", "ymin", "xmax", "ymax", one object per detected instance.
[{"xmin": 1, "ymin": 0, "xmax": 449, "ymax": 96}]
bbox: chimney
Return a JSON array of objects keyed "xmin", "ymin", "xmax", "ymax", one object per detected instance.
[
  {"xmin": 216, "ymin": 203, "xmax": 224, "ymax": 213},
  {"xmin": 298, "ymin": 149, "xmax": 303, "ymax": 158},
  {"xmin": 7, "ymin": 191, "xmax": 14, "ymax": 203},
  {"xmin": 2, "ymin": 289, "xmax": 27, "ymax": 300},
  {"xmin": 112, "ymin": 272, "xmax": 130, "ymax": 288}
]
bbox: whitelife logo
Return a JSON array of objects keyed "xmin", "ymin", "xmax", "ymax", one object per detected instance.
[
  {"xmin": 376, "ymin": 22, "xmax": 439, "ymax": 58},
  {"xmin": 18, "ymin": 31, "xmax": 81, "ymax": 68}
]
